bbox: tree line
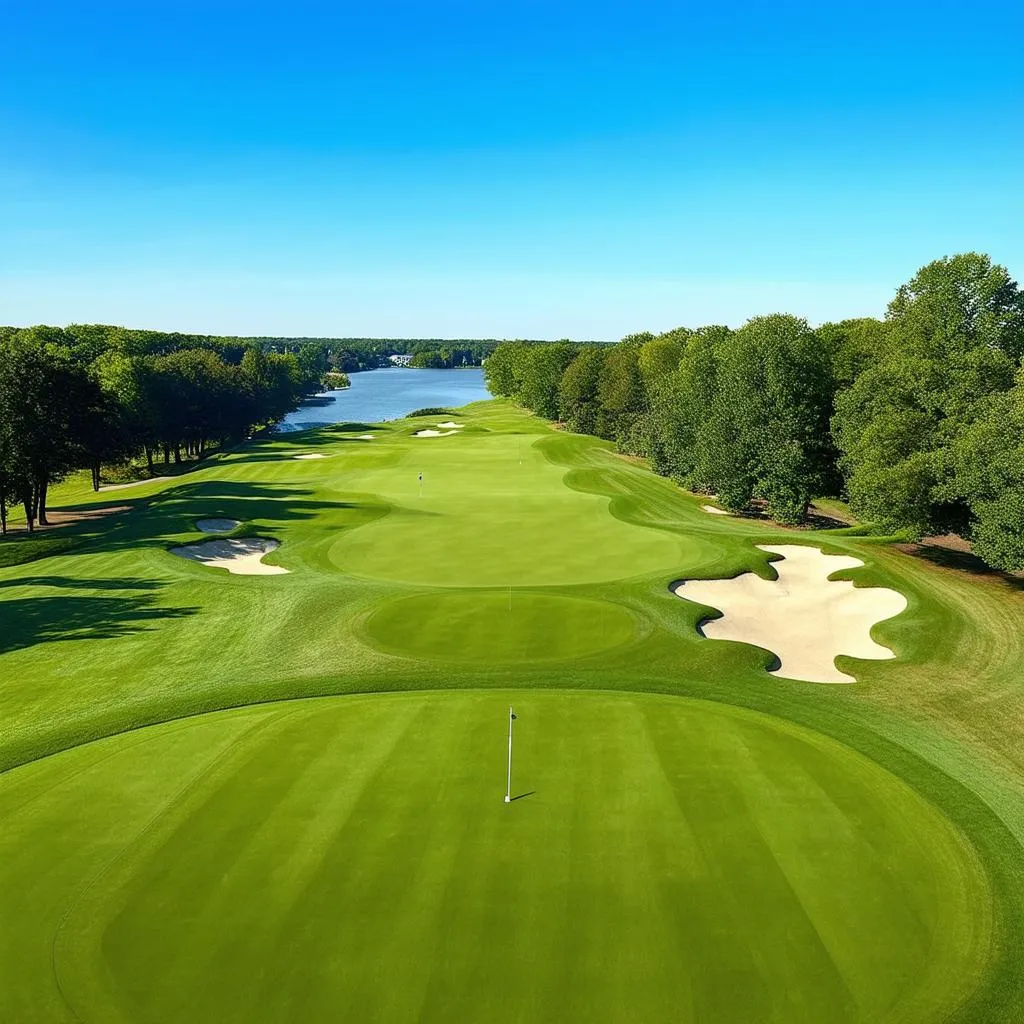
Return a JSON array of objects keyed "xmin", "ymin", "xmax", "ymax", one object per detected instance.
[
  {"xmin": 0, "ymin": 324, "xmax": 322, "ymax": 534},
  {"xmin": 257, "ymin": 337, "xmax": 509, "ymax": 372},
  {"xmin": 484, "ymin": 253, "xmax": 1024, "ymax": 572}
]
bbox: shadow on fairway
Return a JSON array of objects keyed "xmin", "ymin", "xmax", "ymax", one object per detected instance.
[
  {"xmin": 509, "ymin": 791, "xmax": 535, "ymax": 802},
  {"xmin": 901, "ymin": 542, "xmax": 1024, "ymax": 591},
  {"xmin": 17, "ymin": 482, "xmax": 349, "ymax": 562},
  {"xmin": 0, "ymin": 575, "xmax": 165, "ymax": 592},
  {"xmin": 0, "ymin": 578, "xmax": 196, "ymax": 655},
  {"xmin": 225, "ymin": 424, "xmax": 389, "ymax": 463}
]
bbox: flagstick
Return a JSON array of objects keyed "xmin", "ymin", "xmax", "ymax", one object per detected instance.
[{"xmin": 504, "ymin": 705, "xmax": 514, "ymax": 804}]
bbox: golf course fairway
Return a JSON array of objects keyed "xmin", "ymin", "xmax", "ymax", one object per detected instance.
[{"xmin": 2, "ymin": 400, "xmax": 1024, "ymax": 1022}]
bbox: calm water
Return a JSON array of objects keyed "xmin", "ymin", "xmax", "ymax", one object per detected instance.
[{"xmin": 277, "ymin": 367, "xmax": 492, "ymax": 431}]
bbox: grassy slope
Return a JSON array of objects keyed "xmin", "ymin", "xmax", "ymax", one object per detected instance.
[{"xmin": 1, "ymin": 400, "xmax": 1023, "ymax": 1020}]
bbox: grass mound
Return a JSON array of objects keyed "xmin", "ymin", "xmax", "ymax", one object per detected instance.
[
  {"xmin": 363, "ymin": 591, "xmax": 638, "ymax": 662},
  {"xmin": 407, "ymin": 407, "xmax": 453, "ymax": 417}
]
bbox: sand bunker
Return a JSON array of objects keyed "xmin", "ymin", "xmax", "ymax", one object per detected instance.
[
  {"xmin": 170, "ymin": 538, "xmax": 289, "ymax": 575},
  {"xmin": 702, "ymin": 504, "xmax": 731, "ymax": 516},
  {"xmin": 294, "ymin": 453, "xmax": 328, "ymax": 460},
  {"xmin": 672, "ymin": 544, "xmax": 907, "ymax": 683},
  {"xmin": 357, "ymin": 434, "xmax": 375, "ymax": 440},
  {"xmin": 436, "ymin": 421, "xmax": 464, "ymax": 429},
  {"xmin": 196, "ymin": 518, "xmax": 240, "ymax": 533},
  {"xmin": 414, "ymin": 429, "xmax": 458, "ymax": 437}
]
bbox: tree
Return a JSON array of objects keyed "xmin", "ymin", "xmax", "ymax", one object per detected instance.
[
  {"xmin": 597, "ymin": 336, "xmax": 648, "ymax": 444},
  {"xmin": 558, "ymin": 346, "xmax": 608, "ymax": 435},
  {"xmin": 483, "ymin": 342, "xmax": 532, "ymax": 398},
  {"xmin": 0, "ymin": 327, "xmax": 98, "ymax": 528},
  {"xmin": 948, "ymin": 374, "xmax": 1024, "ymax": 570},
  {"xmin": 296, "ymin": 344, "xmax": 329, "ymax": 393},
  {"xmin": 686, "ymin": 316, "xmax": 835, "ymax": 522},
  {"xmin": 518, "ymin": 342, "xmax": 578, "ymax": 420},
  {"xmin": 816, "ymin": 318, "xmax": 891, "ymax": 387},
  {"xmin": 833, "ymin": 255, "xmax": 1023, "ymax": 538}
]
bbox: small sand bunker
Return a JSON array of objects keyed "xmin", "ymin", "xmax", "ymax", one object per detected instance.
[
  {"xmin": 414, "ymin": 429, "xmax": 458, "ymax": 437},
  {"xmin": 170, "ymin": 538, "xmax": 288, "ymax": 575},
  {"xmin": 702, "ymin": 504, "xmax": 731, "ymax": 516},
  {"xmin": 196, "ymin": 518, "xmax": 240, "ymax": 533},
  {"xmin": 357, "ymin": 434, "xmax": 375, "ymax": 440},
  {"xmin": 436, "ymin": 421, "xmax": 464, "ymax": 429},
  {"xmin": 672, "ymin": 544, "xmax": 907, "ymax": 684},
  {"xmin": 294, "ymin": 453, "xmax": 328, "ymax": 460}
]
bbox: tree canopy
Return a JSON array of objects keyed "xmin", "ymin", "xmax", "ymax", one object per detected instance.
[{"xmin": 488, "ymin": 253, "xmax": 1024, "ymax": 567}]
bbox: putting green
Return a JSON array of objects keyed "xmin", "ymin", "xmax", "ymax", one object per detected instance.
[
  {"xmin": 0, "ymin": 691, "xmax": 988, "ymax": 1024},
  {"xmin": 362, "ymin": 591, "xmax": 640, "ymax": 662}
]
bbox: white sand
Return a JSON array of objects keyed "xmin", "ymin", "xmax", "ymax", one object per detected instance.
[
  {"xmin": 294, "ymin": 453, "xmax": 328, "ymax": 460},
  {"xmin": 436, "ymin": 421, "xmax": 464, "ymax": 429},
  {"xmin": 672, "ymin": 544, "xmax": 907, "ymax": 684},
  {"xmin": 170, "ymin": 538, "xmax": 289, "ymax": 575},
  {"xmin": 414, "ymin": 429, "xmax": 458, "ymax": 437},
  {"xmin": 702, "ymin": 504, "xmax": 731, "ymax": 516},
  {"xmin": 196, "ymin": 518, "xmax": 240, "ymax": 533},
  {"xmin": 357, "ymin": 434, "xmax": 375, "ymax": 440},
  {"xmin": 99, "ymin": 476, "xmax": 173, "ymax": 491}
]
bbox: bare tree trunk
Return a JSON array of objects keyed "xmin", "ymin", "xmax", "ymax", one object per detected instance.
[
  {"xmin": 36, "ymin": 476, "xmax": 49, "ymax": 527},
  {"xmin": 174, "ymin": 445, "xmax": 181, "ymax": 464},
  {"xmin": 0, "ymin": 492, "xmax": 7, "ymax": 536},
  {"xmin": 145, "ymin": 447, "xmax": 154, "ymax": 475},
  {"xmin": 22, "ymin": 487, "xmax": 35, "ymax": 533},
  {"xmin": 163, "ymin": 445, "xmax": 170, "ymax": 466},
  {"xmin": 91, "ymin": 462, "xmax": 101, "ymax": 491}
]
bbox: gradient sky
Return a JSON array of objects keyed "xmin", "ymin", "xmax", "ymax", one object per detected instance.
[{"xmin": 1, "ymin": 0, "xmax": 1021, "ymax": 339}]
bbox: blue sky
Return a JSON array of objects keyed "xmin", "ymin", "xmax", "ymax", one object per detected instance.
[{"xmin": 1, "ymin": 0, "xmax": 1021, "ymax": 339}]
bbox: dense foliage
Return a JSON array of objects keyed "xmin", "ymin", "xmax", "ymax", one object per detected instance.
[
  {"xmin": 0, "ymin": 325, "xmax": 310, "ymax": 532},
  {"xmin": 486, "ymin": 253, "xmax": 1024, "ymax": 569}
]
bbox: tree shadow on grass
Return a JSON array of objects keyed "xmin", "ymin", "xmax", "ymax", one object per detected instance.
[
  {"xmin": 896, "ymin": 542, "xmax": 1024, "ymax": 592},
  {"xmin": 19, "ymin": 481, "xmax": 356, "ymax": 559},
  {"xmin": 0, "ymin": 580, "xmax": 196, "ymax": 655},
  {"xmin": 0, "ymin": 575, "xmax": 165, "ymax": 592}
]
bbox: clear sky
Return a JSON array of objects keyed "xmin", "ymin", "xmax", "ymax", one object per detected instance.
[{"xmin": 1, "ymin": 0, "xmax": 1021, "ymax": 339}]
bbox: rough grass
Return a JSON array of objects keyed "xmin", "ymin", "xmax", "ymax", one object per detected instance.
[{"xmin": 1, "ymin": 399, "xmax": 1024, "ymax": 1021}]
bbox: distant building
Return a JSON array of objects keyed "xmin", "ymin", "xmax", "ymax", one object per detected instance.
[{"xmin": 389, "ymin": 354, "xmax": 413, "ymax": 367}]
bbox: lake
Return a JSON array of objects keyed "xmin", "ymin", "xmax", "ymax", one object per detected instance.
[{"xmin": 277, "ymin": 367, "xmax": 492, "ymax": 431}]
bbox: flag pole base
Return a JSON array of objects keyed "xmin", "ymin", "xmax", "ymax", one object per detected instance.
[{"xmin": 504, "ymin": 795, "xmax": 511, "ymax": 804}]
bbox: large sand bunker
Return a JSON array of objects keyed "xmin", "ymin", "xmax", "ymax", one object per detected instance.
[
  {"xmin": 673, "ymin": 544, "xmax": 907, "ymax": 683},
  {"xmin": 294, "ymin": 453, "xmax": 328, "ymax": 460},
  {"xmin": 170, "ymin": 538, "xmax": 288, "ymax": 575},
  {"xmin": 196, "ymin": 518, "xmax": 240, "ymax": 533},
  {"xmin": 414, "ymin": 429, "xmax": 458, "ymax": 437}
]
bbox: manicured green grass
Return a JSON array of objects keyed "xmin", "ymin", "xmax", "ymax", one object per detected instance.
[
  {"xmin": 363, "ymin": 591, "xmax": 640, "ymax": 662},
  {"xmin": 0, "ymin": 692, "xmax": 989, "ymax": 1024},
  {"xmin": 1, "ymin": 400, "xmax": 1024, "ymax": 1022}
]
